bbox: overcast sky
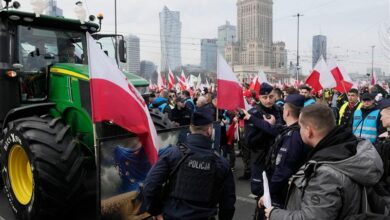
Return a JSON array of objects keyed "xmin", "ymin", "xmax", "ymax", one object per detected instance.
[{"xmin": 16, "ymin": 0, "xmax": 390, "ymax": 75}]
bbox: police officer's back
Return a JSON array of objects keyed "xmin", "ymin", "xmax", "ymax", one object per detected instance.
[{"xmin": 143, "ymin": 108, "xmax": 236, "ymax": 220}]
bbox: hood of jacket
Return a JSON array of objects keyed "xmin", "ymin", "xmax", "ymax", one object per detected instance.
[{"xmin": 307, "ymin": 126, "xmax": 383, "ymax": 186}]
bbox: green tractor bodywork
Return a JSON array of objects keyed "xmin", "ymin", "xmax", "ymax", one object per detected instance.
[{"xmin": 0, "ymin": 9, "xmax": 148, "ymax": 220}]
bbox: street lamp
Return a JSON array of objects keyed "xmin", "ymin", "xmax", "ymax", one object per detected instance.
[
  {"xmin": 293, "ymin": 13, "xmax": 303, "ymax": 81},
  {"xmin": 371, "ymin": 45, "xmax": 375, "ymax": 77}
]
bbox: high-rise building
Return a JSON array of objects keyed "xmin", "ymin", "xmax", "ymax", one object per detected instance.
[
  {"xmin": 160, "ymin": 6, "xmax": 182, "ymax": 72},
  {"xmin": 121, "ymin": 35, "xmax": 140, "ymax": 74},
  {"xmin": 312, "ymin": 35, "xmax": 327, "ymax": 68},
  {"xmin": 46, "ymin": 0, "xmax": 63, "ymax": 17},
  {"xmin": 201, "ymin": 39, "xmax": 218, "ymax": 72},
  {"xmin": 217, "ymin": 21, "xmax": 237, "ymax": 56},
  {"xmin": 140, "ymin": 60, "xmax": 157, "ymax": 80},
  {"xmin": 225, "ymin": 0, "xmax": 287, "ymax": 82}
]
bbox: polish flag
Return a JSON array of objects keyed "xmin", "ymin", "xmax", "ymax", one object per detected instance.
[
  {"xmin": 178, "ymin": 70, "xmax": 187, "ymax": 91},
  {"xmin": 148, "ymin": 79, "xmax": 154, "ymax": 91},
  {"xmin": 249, "ymin": 76, "xmax": 260, "ymax": 91},
  {"xmin": 87, "ymin": 33, "xmax": 159, "ymax": 165},
  {"xmin": 217, "ymin": 54, "xmax": 245, "ymax": 111},
  {"xmin": 168, "ymin": 68, "xmax": 175, "ymax": 90},
  {"xmin": 258, "ymin": 70, "xmax": 270, "ymax": 85},
  {"xmin": 328, "ymin": 59, "xmax": 353, "ymax": 93},
  {"xmin": 305, "ymin": 56, "xmax": 336, "ymax": 93},
  {"xmin": 157, "ymin": 69, "xmax": 165, "ymax": 90},
  {"xmin": 371, "ymin": 70, "xmax": 377, "ymax": 85}
]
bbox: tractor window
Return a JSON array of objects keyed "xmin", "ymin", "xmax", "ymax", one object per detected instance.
[{"xmin": 18, "ymin": 26, "xmax": 87, "ymax": 101}]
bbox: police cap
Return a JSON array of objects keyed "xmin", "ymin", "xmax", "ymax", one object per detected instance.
[
  {"xmin": 259, "ymin": 83, "xmax": 273, "ymax": 95},
  {"xmin": 285, "ymin": 94, "xmax": 305, "ymax": 108},
  {"xmin": 191, "ymin": 108, "xmax": 213, "ymax": 126}
]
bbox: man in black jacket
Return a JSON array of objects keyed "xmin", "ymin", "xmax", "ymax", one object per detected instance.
[{"xmin": 266, "ymin": 104, "xmax": 383, "ymax": 220}]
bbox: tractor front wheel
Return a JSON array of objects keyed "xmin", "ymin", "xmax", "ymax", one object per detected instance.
[{"xmin": 1, "ymin": 115, "xmax": 87, "ymax": 220}]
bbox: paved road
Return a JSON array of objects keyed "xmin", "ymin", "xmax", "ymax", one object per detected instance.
[{"xmin": 0, "ymin": 152, "xmax": 255, "ymax": 220}]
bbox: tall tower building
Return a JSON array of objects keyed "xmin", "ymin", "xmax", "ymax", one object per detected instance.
[
  {"xmin": 217, "ymin": 21, "xmax": 237, "ymax": 56},
  {"xmin": 46, "ymin": 0, "xmax": 63, "ymax": 17},
  {"xmin": 159, "ymin": 6, "xmax": 182, "ymax": 72},
  {"xmin": 237, "ymin": 0, "xmax": 273, "ymax": 50},
  {"xmin": 201, "ymin": 39, "xmax": 218, "ymax": 72},
  {"xmin": 312, "ymin": 35, "xmax": 327, "ymax": 68},
  {"xmin": 237, "ymin": 0, "xmax": 273, "ymax": 67},
  {"xmin": 225, "ymin": 0, "xmax": 287, "ymax": 82},
  {"xmin": 122, "ymin": 35, "xmax": 140, "ymax": 74}
]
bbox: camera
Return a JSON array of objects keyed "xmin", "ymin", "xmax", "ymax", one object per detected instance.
[{"xmin": 237, "ymin": 109, "xmax": 246, "ymax": 119}]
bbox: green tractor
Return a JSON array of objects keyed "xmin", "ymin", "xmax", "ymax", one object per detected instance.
[{"xmin": 0, "ymin": 5, "xmax": 148, "ymax": 220}]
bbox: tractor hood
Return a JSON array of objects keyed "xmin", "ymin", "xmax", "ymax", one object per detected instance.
[{"xmin": 50, "ymin": 64, "xmax": 149, "ymax": 87}]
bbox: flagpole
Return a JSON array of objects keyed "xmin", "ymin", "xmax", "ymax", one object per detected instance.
[
  {"xmin": 92, "ymin": 123, "xmax": 101, "ymax": 219},
  {"xmin": 114, "ymin": 0, "xmax": 118, "ymax": 64},
  {"xmin": 371, "ymin": 45, "xmax": 375, "ymax": 85}
]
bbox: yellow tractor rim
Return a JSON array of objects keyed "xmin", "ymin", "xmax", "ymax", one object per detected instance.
[{"xmin": 8, "ymin": 144, "xmax": 33, "ymax": 205}]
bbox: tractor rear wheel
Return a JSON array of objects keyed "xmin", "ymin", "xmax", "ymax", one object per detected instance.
[{"xmin": 1, "ymin": 115, "xmax": 87, "ymax": 220}]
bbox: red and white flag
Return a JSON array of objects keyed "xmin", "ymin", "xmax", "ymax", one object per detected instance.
[
  {"xmin": 87, "ymin": 33, "xmax": 159, "ymax": 165},
  {"xmin": 217, "ymin": 54, "xmax": 245, "ymax": 111},
  {"xmin": 157, "ymin": 68, "xmax": 165, "ymax": 90},
  {"xmin": 258, "ymin": 70, "xmax": 269, "ymax": 85},
  {"xmin": 328, "ymin": 59, "xmax": 353, "ymax": 93},
  {"xmin": 178, "ymin": 70, "xmax": 187, "ymax": 91},
  {"xmin": 249, "ymin": 76, "xmax": 260, "ymax": 91},
  {"xmin": 305, "ymin": 56, "xmax": 336, "ymax": 93},
  {"xmin": 371, "ymin": 70, "xmax": 377, "ymax": 85},
  {"xmin": 168, "ymin": 68, "xmax": 175, "ymax": 90}
]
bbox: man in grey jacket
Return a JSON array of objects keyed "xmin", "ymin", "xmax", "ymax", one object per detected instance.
[{"xmin": 266, "ymin": 103, "xmax": 384, "ymax": 220}]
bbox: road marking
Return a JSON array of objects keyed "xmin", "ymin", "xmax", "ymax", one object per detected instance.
[{"xmin": 236, "ymin": 195, "xmax": 256, "ymax": 204}]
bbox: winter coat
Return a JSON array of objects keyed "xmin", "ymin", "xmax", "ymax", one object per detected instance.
[{"xmin": 270, "ymin": 127, "xmax": 383, "ymax": 220}]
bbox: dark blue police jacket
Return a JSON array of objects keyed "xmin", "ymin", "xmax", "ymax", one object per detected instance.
[
  {"xmin": 143, "ymin": 134, "xmax": 236, "ymax": 220},
  {"xmin": 244, "ymin": 103, "xmax": 283, "ymax": 150},
  {"xmin": 268, "ymin": 123, "xmax": 309, "ymax": 207}
]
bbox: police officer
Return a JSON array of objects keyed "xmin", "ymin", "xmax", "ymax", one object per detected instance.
[
  {"xmin": 142, "ymin": 108, "xmax": 236, "ymax": 220},
  {"xmin": 258, "ymin": 94, "xmax": 309, "ymax": 208},
  {"xmin": 352, "ymin": 93, "xmax": 385, "ymax": 144},
  {"xmin": 298, "ymin": 85, "xmax": 316, "ymax": 106},
  {"xmin": 338, "ymin": 88, "xmax": 362, "ymax": 127},
  {"xmin": 242, "ymin": 83, "xmax": 283, "ymax": 197}
]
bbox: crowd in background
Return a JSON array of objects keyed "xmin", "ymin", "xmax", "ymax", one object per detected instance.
[{"xmin": 142, "ymin": 82, "xmax": 390, "ymax": 220}]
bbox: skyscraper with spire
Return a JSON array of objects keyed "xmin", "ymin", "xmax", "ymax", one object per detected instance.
[{"xmin": 224, "ymin": 0, "xmax": 287, "ymax": 81}]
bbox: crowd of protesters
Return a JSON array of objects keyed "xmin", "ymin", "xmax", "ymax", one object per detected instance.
[{"xmin": 142, "ymin": 81, "xmax": 390, "ymax": 220}]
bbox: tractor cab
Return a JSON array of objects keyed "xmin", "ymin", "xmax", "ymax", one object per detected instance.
[{"xmin": 0, "ymin": 9, "xmax": 98, "ymax": 126}]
